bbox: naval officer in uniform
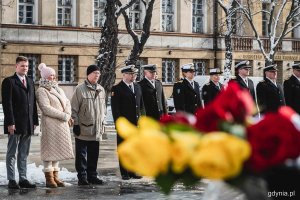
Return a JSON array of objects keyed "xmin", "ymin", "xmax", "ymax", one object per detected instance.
[
  {"xmin": 202, "ymin": 68, "xmax": 223, "ymax": 106},
  {"xmin": 111, "ymin": 65, "xmax": 145, "ymax": 180},
  {"xmin": 138, "ymin": 64, "xmax": 167, "ymax": 120},
  {"xmin": 283, "ymin": 63, "xmax": 300, "ymax": 114},
  {"xmin": 256, "ymin": 64, "xmax": 285, "ymax": 114},
  {"xmin": 172, "ymin": 63, "xmax": 202, "ymax": 114},
  {"xmin": 234, "ymin": 60, "xmax": 256, "ymax": 102}
]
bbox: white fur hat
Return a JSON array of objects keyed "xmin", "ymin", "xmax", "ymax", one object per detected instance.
[{"xmin": 38, "ymin": 63, "xmax": 56, "ymax": 79}]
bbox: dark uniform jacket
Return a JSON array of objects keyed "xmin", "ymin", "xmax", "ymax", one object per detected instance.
[
  {"xmin": 202, "ymin": 80, "xmax": 223, "ymax": 106},
  {"xmin": 173, "ymin": 79, "xmax": 202, "ymax": 114},
  {"xmin": 111, "ymin": 80, "xmax": 145, "ymax": 126},
  {"xmin": 1, "ymin": 73, "xmax": 39, "ymax": 134},
  {"xmin": 256, "ymin": 78, "xmax": 285, "ymax": 114},
  {"xmin": 284, "ymin": 75, "xmax": 300, "ymax": 114},
  {"xmin": 138, "ymin": 78, "xmax": 167, "ymax": 120},
  {"xmin": 235, "ymin": 75, "xmax": 256, "ymax": 102}
]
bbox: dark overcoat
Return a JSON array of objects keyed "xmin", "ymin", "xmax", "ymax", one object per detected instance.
[
  {"xmin": 138, "ymin": 78, "xmax": 167, "ymax": 120},
  {"xmin": 1, "ymin": 73, "xmax": 39, "ymax": 134},
  {"xmin": 202, "ymin": 80, "xmax": 223, "ymax": 106},
  {"xmin": 111, "ymin": 80, "xmax": 145, "ymax": 127},
  {"xmin": 235, "ymin": 75, "xmax": 256, "ymax": 102},
  {"xmin": 173, "ymin": 79, "xmax": 202, "ymax": 114},
  {"xmin": 284, "ymin": 75, "xmax": 300, "ymax": 114},
  {"xmin": 256, "ymin": 78, "xmax": 285, "ymax": 113}
]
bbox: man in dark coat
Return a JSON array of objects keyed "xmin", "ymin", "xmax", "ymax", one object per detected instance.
[
  {"xmin": 173, "ymin": 63, "xmax": 202, "ymax": 114},
  {"xmin": 1, "ymin": 56, "xmax": 39, "ymax": 189},
  {"xmin": 256, "ymin": 64, "xmax": 285, "ymax": 114},
  {"xmin": 284, "ymin": 63, "xmax": 300, "ymax": 114},
  {"xmin": 138, "ymin": 64, "xmax": 167, "ymax": 120},
  {"xmin": 234, "ymin": 60, "xmax": 256, "ymax": 102},
  {"xmin": 111, "ymin": 65, "xmax": 145, "ymax": 180},
  {"xmin": 202, "ymin": 68, "xmax": 223, "ymax": 106}
]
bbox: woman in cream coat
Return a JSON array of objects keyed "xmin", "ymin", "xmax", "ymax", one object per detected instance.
[{"xmin": 36, "ymin": 63, "xmax": 74, "ymax": 188}]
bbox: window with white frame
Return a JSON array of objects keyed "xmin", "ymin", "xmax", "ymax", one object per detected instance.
[
  {"xmin": 192, "ymin": 0, "xmax": 204, "ymax": 33},
  {"xmin": 94, "ymin": 0, "xmax": 106, "ymax": 27},
  {"xmin": 193, "ymin": 59, "xmax": 206, "ymax": 75},
  {"xmin": 162, "ymin": 59, "xmax": 177, "ymax": 83},
  {"xmin": 58, "ymin": 56, "xmax": 77, "ymax": 83},
  {"xmin": 57, "ymin": 0, "xmax": 73, "ymax": 26},
  {"xmin": 20, "ymin": 54, "xmax": 40, "ymax": 82},
  {"xmin": 129, "ymin": 1, "xmax": 142, "ymax": 30},
  {"xmin": 18, "ymin": 0, "xmax": 35, "ymax": 24},
  {"xmin": 161, "ymin": 0, "xmax": 174, "ymax": 32}
]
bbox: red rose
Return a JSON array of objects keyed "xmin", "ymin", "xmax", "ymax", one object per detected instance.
[
  {"xmin": 195, "ymin": 82, "xmax": 255, "ymax": 132},
  {"xmin": 214, "ymin": 82, "xmax": 255, "ymax": 123},
  {"xmin": 160, "ymin": 112, "xmax": 196, "ymax": 126},
  {"xmin": 195, "ymin": 104, "xmax": 233, "ymax": 132},
  {"xmin": 247, "ymin": 107, "xmax": 300, "ymax": 172}
]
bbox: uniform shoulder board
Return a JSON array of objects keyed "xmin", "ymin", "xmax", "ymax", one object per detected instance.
[
  {"xmin": 177, "ymin": 80, "xmax": 183, "ymax": 83},
  {"xmin": 259, "ymin": 80, "xmax": 265, "ymax": 83},
  {"xmin": 205, "ymin": 82, "xmax": 210, "ymax": 85}
]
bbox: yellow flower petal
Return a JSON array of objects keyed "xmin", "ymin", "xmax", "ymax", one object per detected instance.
[
  {"xmin": 170, "ymin": 131, "xmax": 201, "ymax": 173},
  {"xmin": 118, "ymin": 130, "xmax": 171, "ymax": 177},
  {"xmin": 138, "ymin": 116, "xmax": 161, "ymax": 130},
  {"xmin": 190, "ymin": 132, "xmax": 251, "ymax": 179},
  {"xmin": 116, "ymin": 117, "xmax": 138, "ymax": 139}
]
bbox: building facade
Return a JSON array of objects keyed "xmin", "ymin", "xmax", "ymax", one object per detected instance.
[{"xmin": 0, "ymin": 0, "xmax": 300, "ymax": 99}]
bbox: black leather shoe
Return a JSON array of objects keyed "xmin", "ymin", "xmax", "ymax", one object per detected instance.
[
  {"xmin": 131, "ymin": 174, "xmax": 142, "ymax": 179},
  {"xmin": 19, "ymin": 180, "xmax": 36, "ymax": 188},
  {"xmin": 121, "ymin": 175, "xmax": 130, "ymax": 180},
  {"xmin": 8, "ymin": 180, "xmax": 20, "ymax": 189},
  {"xmin": 78, "ymin": 178, "xmax": 89, "ymax": 186},
  {"xmin": 88, "ymin": 177, "xmax": 103, "ymax": 185}
]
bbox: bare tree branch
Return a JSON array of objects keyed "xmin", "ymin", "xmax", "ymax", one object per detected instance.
[
  {"xmin": 116, "ymin": 0, "xmax": 139, "ymax": 17},
  {"xmin": 123, "ymin": 0, "xmax": 156, "ymax": 65},
  {"xmin": 241, "ymin": 0, "xmax": 300, "ymax": 64}
]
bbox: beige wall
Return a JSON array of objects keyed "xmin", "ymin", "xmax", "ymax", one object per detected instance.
[
  {"xmin": 41, "ymin": 0, "xmax": 56, "ymax": 26},
  {"xmin": 2, "ymin": 0, "xmax": 17, "ymax": 24},
  {"xmin": 78, "ymin": 0, "xmax": 94, "ymax": 28}
]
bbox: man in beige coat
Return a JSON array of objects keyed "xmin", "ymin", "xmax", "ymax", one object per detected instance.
[{"xmin": 71, "ymin": 65, "xmax": 106, "ymax": 185}]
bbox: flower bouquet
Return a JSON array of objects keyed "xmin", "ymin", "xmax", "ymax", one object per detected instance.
[{"xmin": 116, "ymin": 82, "xmax": 300, "ymax": 197}]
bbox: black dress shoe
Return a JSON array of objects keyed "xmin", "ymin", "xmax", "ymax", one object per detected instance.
[
  {"xmin": 131, "ymin": 174, "xmax": 142, "ymax": 179},
  {"xmin": 121, "ymin": 175, "xmax": 130, "ymax": 180},
  {"xmin": 8, "ymin": 180, "xmax": 20, "ymax": 189},
  {"xmin": 78, "ymin": 178, "xmax": 90, "ymax": 186},
  {"xmin": 19, "ymin": 180, "xmax": 36, "ymax": 188},
  {"xmin": 88, "ymin": 177, "xmax": 103, "ymax": 185}
]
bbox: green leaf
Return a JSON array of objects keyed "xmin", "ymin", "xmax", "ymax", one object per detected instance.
[
  {"xmin": 155, "ymin": 171, "xmax": 179, "ymax": 195},
  {"xmin": 164, "ymin": 123, "xmax": 199, "ymax": 133},
  {"xmin": 218, "ymin": 121, "xmax": 246, "ymax": 138},
  {"xmin": 180, "ymin": 169, "xmax": 200, "ymax": 187}
]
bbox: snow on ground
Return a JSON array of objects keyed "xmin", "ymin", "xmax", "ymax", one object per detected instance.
[
  {"xmin": 0, "ymin": 162, "xmax": 152, "ymax": 186},
  {"xmin": 0, "ymin": 162, "xmax": 77, "ymax": 185}
]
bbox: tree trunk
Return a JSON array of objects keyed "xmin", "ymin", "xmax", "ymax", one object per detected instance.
[
  {"xmin": 97, "ymin": 1, "xmax": 119, "ymax": 97},
  {"xmin": 223, "ymin": 13, "xmax": 233, "ymax": 83}
]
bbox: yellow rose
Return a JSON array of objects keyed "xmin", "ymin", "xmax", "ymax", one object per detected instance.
[
  {"xmin": 116, "ymin": 117, "xmax": 139, "ymax": 139},
  {"xmin": 190, "ymin": 132, "xmax": 251, "ymax": 180},
  {"xmin": 118, "ymin": 129, "xmax": 171, "ymax": 177},
  {"xmin": 170, "ymin": 131, "xmax": 201, "ymax": 173},
  {"xmin": 138, "ymin": 116, "xmax": 161, "ymax": 130}
]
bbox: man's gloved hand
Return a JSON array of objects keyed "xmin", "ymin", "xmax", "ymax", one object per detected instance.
[{"xmin": 73, "ymin": 125, "xmax": 81, "ymax": 136}]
